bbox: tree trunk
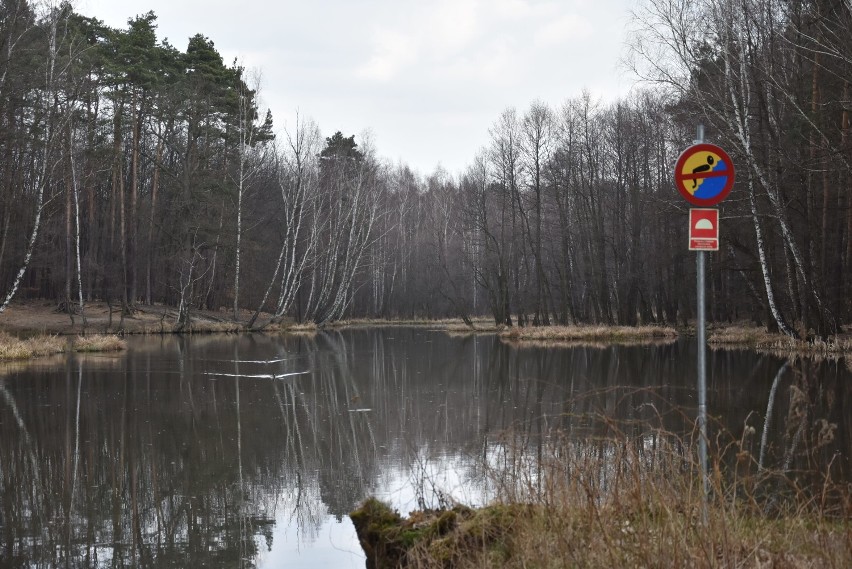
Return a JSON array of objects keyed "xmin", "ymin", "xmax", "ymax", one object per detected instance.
[
  {"xmin": 69, "ymin": 125, "xmax": 86, "ymax": 327},
  {"xmin": 65, "ymin": 139, "xmax": 73, "ymax": 321},
  {"xmin": 843, "ymin": 81, "xmax": 851, "ymax": 314},
  {"xmin": 129, "ymin": 91, "xmax": 142, "ymax": 307},
  {"xmin": 146, "ymin": 127, "xmax": 166, "ymax": 306},
  {"xmin": 0, "ymin": 12, "xmax": 60, "ymax": 314},
  {"xmin": 748, "ymin": 172, "xmax": 795, "ymax": 337}
]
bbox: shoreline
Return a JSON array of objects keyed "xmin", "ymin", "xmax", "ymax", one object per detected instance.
[
  {"xmin": 350, "ymin": 495, "xmax": 848, "ymax": 569},
  {"xmin": 350, "ymin": 421, "xmax": 849, "ymax": 568},
  {"xmin": 2, "ymin": 301, "xmax": 850, "ymax": 357},
  {"xmin": 0, "ymin": 331, "xmax": 126, "ymax": 361}
]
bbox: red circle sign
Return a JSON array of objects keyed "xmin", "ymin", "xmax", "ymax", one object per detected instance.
[{"xmin": 674, "ymin": 143, "xmax": 735, "ymax": 207}]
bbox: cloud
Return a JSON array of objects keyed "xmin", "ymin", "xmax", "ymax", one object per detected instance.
[
  {"xmin": 429, "ymin": 0, "xmax": 480, "ymax": 54},
  {"xmin": 493, "ymin": 0, "xmax": 533, "ymax": 18},
  {"xmin": 535, "ymin": 14, "xmax": 594, "ymax": 46},
  {"xmin": 80, "ymin": 0, "xmax": 637, "ymax": 175},
  {"xmin": 356, "ymin": 29, "xmax": 418, "ymax": 81},
  {"xmin": 356, "ymin": 0, "xmax": 482, "ymax": 82}
]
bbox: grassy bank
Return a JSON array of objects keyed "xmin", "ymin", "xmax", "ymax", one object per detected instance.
[
  {"xmin": 709, "ymin": 325, "xmax": 852, "ymax": 355},
  {"xmin": 327, "ymin": 317, "xmax": 496, "ymax": 329},
  {"xmin": 0, "ymin": 301, "xmax": 272, "ymax": 336},
  {"xmin": 3, "ymin": 301, "xmax": 851, "ymax": 356},
  {"xmin": 0, "ymin": 302, "xmax": 493, "ymax": 335},
  {"xmin": 499, "ymin": 324, "xmax": 678, "ymax": 346},
  {"xmin": 495, "ymin": 322, "xmax": 852, "ymax": 354},
  {"xmin": 351, "ymin": 430, "xmax": 850, "ymax": 568},
  {"xmin": 352, "ymin": 497, "xmax": 847, "ymax": 568},
  {"xmin": 0, "ymin": 332, "xmax": 126, "ymax": 361}
]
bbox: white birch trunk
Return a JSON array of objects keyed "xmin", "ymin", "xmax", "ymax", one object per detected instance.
[
  {"xmin": 233, "ymin": 92, "xmax": 247, "ymax": 320},
  {"xmin": 69, "ymin": 123, "xmax": 86, "ymax": 325},
  {"xmin": 0, "ymin": 10, "xmax": 60, "ymax": 314},
  {"xmin": 720, "ymin": 0, "xmax": 829, "ymax": 332},
  {"xmin": 250, "ymin": 118, "xmax": 320, "ymax": 326}
]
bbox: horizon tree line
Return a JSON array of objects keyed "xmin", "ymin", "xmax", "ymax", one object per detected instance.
[{"xmin": 0, "ymin": 0, "xmax": 849, "ymax": 339}]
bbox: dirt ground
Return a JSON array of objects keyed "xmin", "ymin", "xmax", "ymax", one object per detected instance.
[{"xmin": 0, "ymin": 300, "xmax": 258, "ymax": 335}]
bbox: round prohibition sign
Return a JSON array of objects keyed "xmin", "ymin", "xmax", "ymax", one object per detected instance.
[{"xmin": 674, "ymin": 143, "xmax": 735, "ymax": 207}]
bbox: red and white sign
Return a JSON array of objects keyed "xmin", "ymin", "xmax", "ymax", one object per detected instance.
[
  {"xmin": 689, "ymin": 208, "xmax": 719, "ymax": 251},
  {"xmin": 674, "ymin": 143, "xmax": 735, "ymax": 207}
]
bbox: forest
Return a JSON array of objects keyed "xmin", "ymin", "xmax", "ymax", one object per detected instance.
[{"xmin": 0, "ymin": 0, "xmax": 849, "ymax": 339}]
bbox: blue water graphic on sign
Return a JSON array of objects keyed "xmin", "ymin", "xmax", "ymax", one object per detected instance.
[{"xmin": 694, "ymin": 161, "xmax": 729, "ymax": 199}]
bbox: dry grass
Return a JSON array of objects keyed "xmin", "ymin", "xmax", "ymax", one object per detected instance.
[
  {"xmin": 0, "ymin": 332, "xmax": 127, "ymax": 360},
  {"xmin": 328, "ymin": 317, "xmax": 495, "ymax": 329},
  {"xmin": 443, "ymin": 323, "xmax": 503, "ymax": 335},
  {"xmin": 137, "ymin": 320, "xmax": 244, "ymax": 334},
  {"xmin": 500, "ymin": 325, "xmax": 678, "ymax": 346},
  {"xmin": 709, "ymin": 325, "xmax": 852, "ymax": 355},
  {"xmin": 281, "ymin": 322, "xmax": 319, "ymax": 336},
  {"xmin": 506, "ymin": 338, "xmax": 682, "ymax": 350},
  {"xmin": 353, "ymin": 425, "xmax": 850, "ymax": 569},
  {"xmin": 181, "ymin": 320, "xmax": 243, "ymax": 333},
  {"xmin": 72, "ymin": 334, "xmax": 126, "ymax": 352},
  {"xmin": 0, "ymin": 332, "xmax": 66, "ymax": 360},
  {"xmin": 708, "ymin": 325, "xmax": 785, "ymax": 346}
]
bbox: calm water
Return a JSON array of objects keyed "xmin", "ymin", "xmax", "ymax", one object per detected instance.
[{"xmin": 0, "ymin": 329, "xmax": 848, "ymax": 567}]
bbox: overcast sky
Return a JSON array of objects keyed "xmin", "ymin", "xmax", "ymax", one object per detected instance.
[{"xmin": 78, "ymin": 0, "xmax": 637, "ymax": 176}]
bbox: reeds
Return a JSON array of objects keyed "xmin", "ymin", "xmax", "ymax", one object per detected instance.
[
  {"xmin": 133, "ymin": 320, "xmax": 244, "ymax": 334},
  {"xmin": 443, "ymin": 322, "xmax": 502, "ymax": 334},
  {"xmin": 326, "ymin": 317, "xmax": 495, "ymax": 329},
  {"xmin": 0, "ymin": 332, "xmax": 127, "ymax": 360},
  {"xmin": 0, "ymin": 332, "xmax": 66, "ymax": 360},
  {"xmin": 500, "ymin": 325, "xmax": 678, "ymax": 346},
  {"xmin": 709, "ymin": 325, "xmax": 852, "ymax": 355},
  {"xmin": 353, "ymin": 420, "xmax": 850, "ymax": 568},
  {"xmin": 72, "ymin": 334, "xmax": 126, "ymax": 352},
  {"xmin": 281, "ymin": 322, "xmax": 319, "ymax": 335}
]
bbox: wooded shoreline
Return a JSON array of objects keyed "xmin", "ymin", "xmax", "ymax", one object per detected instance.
[
  {"xmin": 2, "ymin": 302, "xmax": 850, "ymax": 360},
  {"xmin": 2, "ymin": 1, "xmax": 851, "ymax": 343}
]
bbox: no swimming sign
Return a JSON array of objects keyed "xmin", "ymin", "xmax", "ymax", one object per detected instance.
[{"xmin": 674, "ymin": 143, "xmax": 735, "ymax": 207}]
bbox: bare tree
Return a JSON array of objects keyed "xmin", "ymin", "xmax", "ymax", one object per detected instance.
[
  {"xmin": 520, "ymin": 101, "xmax": 555, "ymax": 325},
  {"xmin": 249, "ymin": 116, "xmax": 321, "ymax": 328},
  {"xmin": 232, "ymin": 68, "xmax": 271, "ymax": 320}
]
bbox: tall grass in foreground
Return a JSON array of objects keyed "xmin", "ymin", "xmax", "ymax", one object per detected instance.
[{"xmin": 354, "ymin": 420, "xmax": 850, "ymax": 568}]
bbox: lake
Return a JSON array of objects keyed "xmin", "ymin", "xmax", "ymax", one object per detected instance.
[{"xmin": 1, "ymin": 328, "xmax": 848, "ymax": 567}]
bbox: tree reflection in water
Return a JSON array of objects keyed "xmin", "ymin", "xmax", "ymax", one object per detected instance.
[{"xmin": 0, "ymin": 330, "xmax": 848, "ymax": 566}]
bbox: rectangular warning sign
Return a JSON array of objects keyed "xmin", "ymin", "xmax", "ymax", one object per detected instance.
[
  {"xmin": 690, "ymin": 238, "xmax": 719, "ymax": 251},
  {"xmin": 689, "ymin": 209, "xmax": 719, "ymax": 251}
]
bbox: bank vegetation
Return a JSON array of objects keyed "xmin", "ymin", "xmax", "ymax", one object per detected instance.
[
  {"xmin": 0, "ymin": 331, "xmax": 125, "ymax": 360},
  {"xmin": 353, "ymin": 425, "xmax": 850, "ymax": 568}
]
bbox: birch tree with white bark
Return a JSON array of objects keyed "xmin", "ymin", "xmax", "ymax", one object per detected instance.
[
  {"xmin": 302, "ymin": 133, "xmax": 386, "ymax": 326},
  {"xmin": 0, "ymin": 3, "xmax": 68, "ymax": 314},
  {"xmin": 628, "ymin": 0, "xmax": 849, "ymax": 337},
  {"xmin": 248, "ymin": 116, "xmax": 321, "ymax": 328},
  {"xmin": 230, "ymin": 67, "xmax": 273, "ymax": 320}
]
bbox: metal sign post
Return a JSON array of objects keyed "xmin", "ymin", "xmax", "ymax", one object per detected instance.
[
  {"xmin": 694, "ymin": 124, "xmax": 710, "ymax": 524},
  {"xmin": 697, "ymin": 255, "xmax": 709, "ymax": 523},
  {"xmin": 674, "ymin": 123, "xmax": 736, "ymax": 524},
  {"xmin": 696, "ymin": 268, "xmax": 709, "ymax": 515}
]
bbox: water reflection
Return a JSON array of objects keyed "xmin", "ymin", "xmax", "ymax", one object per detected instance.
[{"xmin": 0, "ymin": 330, "xmax": 848, "ymax": 566}]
